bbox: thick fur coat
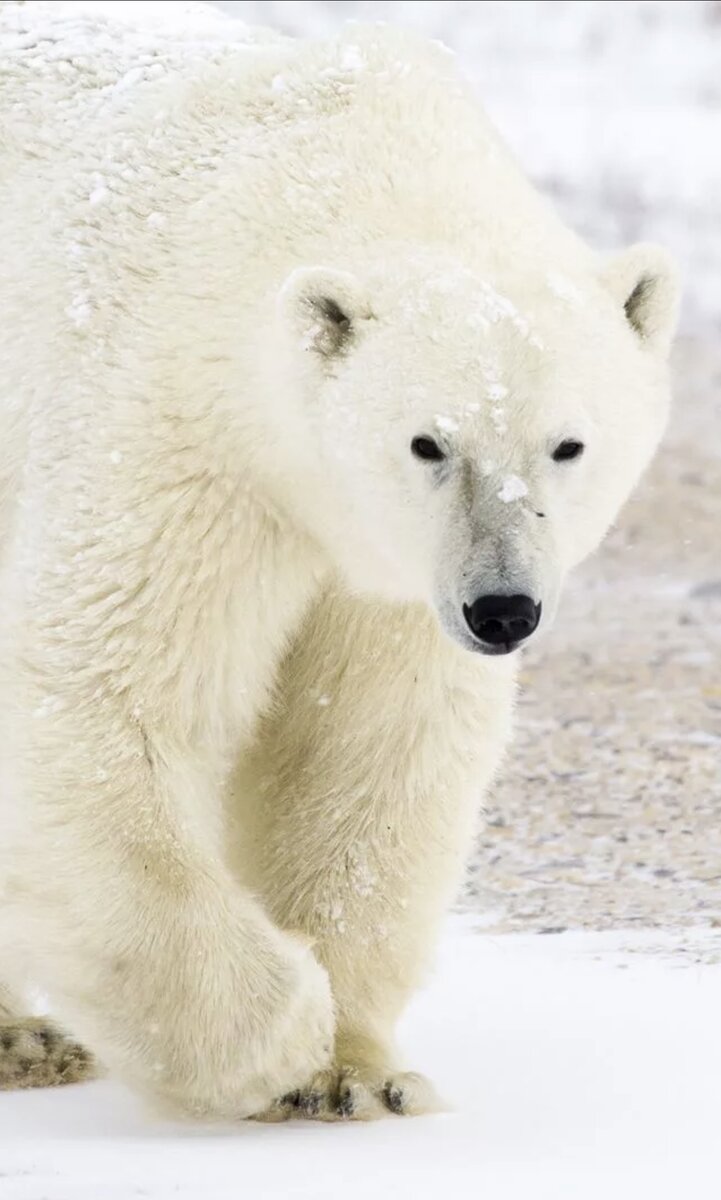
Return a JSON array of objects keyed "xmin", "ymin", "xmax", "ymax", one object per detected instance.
[{"xmin": 0, "ymin": 3, "xmax": 678, "ymax": 1118}]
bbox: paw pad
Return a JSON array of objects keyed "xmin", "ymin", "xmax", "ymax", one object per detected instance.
[{"xmin": 337, "ymin": 1085, "xmax": 356, "ymax": 1118}]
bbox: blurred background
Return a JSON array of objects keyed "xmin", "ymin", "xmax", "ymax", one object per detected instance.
[{"xmin": 217, "ymin": 2, "xmax": 721, "ymax": 948}]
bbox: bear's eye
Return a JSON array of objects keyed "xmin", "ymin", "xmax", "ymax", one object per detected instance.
[
  {"xmin": 411, "ymin": 435, "xmax": 445, "ymax": 463},
  {"xmin": 552, "ymin": 439, "xmax": 585, "ymax": 463}
]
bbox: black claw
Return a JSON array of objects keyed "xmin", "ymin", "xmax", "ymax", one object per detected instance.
[
  {"xmin": 34, "ymin": 1027, "xmax": 57, "ymax": 1053},
  {"xmin": 299, "ymin": 1091, "xmax": 322, "ymax": 1117},
  {"xmin": 383, "ymin": 1083, "xmax": 406, "ymax": 1115},
  {"xmin": 280, "ymin": 1090, "xmax": 302, "ymax": 1109},
  {"xmin": 337, "ymin": 1086, "xmax": 356, "ymax": 1118}
]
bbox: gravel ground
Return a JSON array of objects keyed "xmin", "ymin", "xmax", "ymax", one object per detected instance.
[{"xmin": 464, "ymin": 337, "xmax": 721, "ymax": 952}]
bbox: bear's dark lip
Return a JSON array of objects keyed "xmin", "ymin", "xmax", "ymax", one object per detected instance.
[
  {"xmin": 473, "ymin": 639, "xmax": 521, "ymax": 656},
  {"xmin": 445, "ymin": 623, "xmax": 524, "ymax": 656}
]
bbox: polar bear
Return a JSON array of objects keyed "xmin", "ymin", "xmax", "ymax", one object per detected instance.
[{"xmin": 0, "ymin": 5, "xmax": 678, "ymax": 1119}]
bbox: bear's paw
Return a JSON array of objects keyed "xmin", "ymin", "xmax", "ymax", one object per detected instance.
[{"xmin": 255, "ymin": 1066, "xmax": 444, "ymax": 1122}]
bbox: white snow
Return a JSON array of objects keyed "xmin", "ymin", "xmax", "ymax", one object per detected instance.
[
  {"xmin": 88, "ymin": 179, "xmax": 109, "ymax": 206},
  {"xmin": 65, "ymin": 294, "xmax": 92, "ymax": 327},
  {"xmin": 546, "ymin": 270, "xmax": 585, "ymax": 307},
  {"xmin": 340, "ymin": 44, "xmax": 365, "ymax": 72},
  {"xmin": 490, "ymin": 405, "xmax": 508, "ymax": 436},
  {"xmin": 497, "ymin": 474, "xmax": 528, "ymax": 503},
  {"xmin": 2, "ymin": 920, "xmax": 720, "ymax": 1199}
]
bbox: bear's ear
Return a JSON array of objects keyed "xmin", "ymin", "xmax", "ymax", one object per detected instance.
[
  {"xmin": 601, "ymin": 243, "xmax": 680, "ymax": 356},
  {"xmin": 278, "ymin": 266, "xmax": 374, "ymax": 359}
]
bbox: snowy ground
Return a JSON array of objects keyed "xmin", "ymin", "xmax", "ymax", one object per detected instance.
[{"xmin": 3, "ymin": 919, "xmax": 721, "ymax": 1200}]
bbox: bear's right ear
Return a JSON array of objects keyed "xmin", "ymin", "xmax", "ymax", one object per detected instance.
[{"xmin": 277, "ymin": 266, "xmax": 375, "ymax": 360}]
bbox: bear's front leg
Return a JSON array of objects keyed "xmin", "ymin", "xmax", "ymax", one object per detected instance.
[
  {"xmin": 2, "ymin": 669, "xmax": 335, "ymax": 1118},
  {"xmin": 233, "ymin": 588, "xmax": 516, "ymax": 1120},
  {"xmin": 1, "ymin": 459, "xmax": 334, "ymax": 1118}
]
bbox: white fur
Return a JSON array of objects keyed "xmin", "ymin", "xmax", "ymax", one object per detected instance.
[{"xmin": 0, "ymin": 3, "xmax": 678, "ymax": 1119}]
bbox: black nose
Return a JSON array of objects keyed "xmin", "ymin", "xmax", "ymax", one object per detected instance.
[{"xmin": 463, "ymin": 594, "xmax": 541, "ymax": 650}]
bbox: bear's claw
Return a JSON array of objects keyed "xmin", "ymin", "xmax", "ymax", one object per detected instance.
[{"xmin": 258, "ymin": 1067, "xmax": 443, "ymax": 1123}]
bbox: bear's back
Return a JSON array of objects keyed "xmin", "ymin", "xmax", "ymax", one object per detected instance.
[{"xmin": 0, "ymin": 2, "xmax": 285, "ymax": 162}]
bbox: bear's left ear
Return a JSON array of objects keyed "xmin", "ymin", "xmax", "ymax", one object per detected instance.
[
  {"xmin": 601, "ymin": 243, "xmax": 680, "ymax": 356},
  {"xmin": 278, "ymin": 266, "xmax": 375, "ymax": 359}
]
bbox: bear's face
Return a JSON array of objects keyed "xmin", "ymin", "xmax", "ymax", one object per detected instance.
[{"xmin": 273, "ymin": 246, "xmax": 678, "ymax": 655}]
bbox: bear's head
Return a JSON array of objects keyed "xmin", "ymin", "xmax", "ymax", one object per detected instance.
[{"xmin": 268, "ymin": 244, "xmax": 679, "ymax": 655}]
